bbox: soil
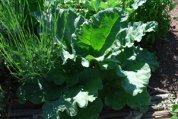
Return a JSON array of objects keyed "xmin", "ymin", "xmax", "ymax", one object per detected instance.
[{"xmin": 149, "ymin": 1, "xmax": 178, "ymax": 96}]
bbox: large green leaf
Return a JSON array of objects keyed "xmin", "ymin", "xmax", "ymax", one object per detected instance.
[
  {"xmin": 40, "ymin": 8, "xmax": 82, "ymax": 50},
  {"xmin": 17, "ymin": 79, "xmax": 61, "ymax": 104},
  {"xmin": 115, "ymin": 47, "xmax": 159, "ymax": 71},
  {"xmin": 75, "ymin": 7, "xmax": 128, "ymax": 53},
  {"xmin": 107, "ymin": 47, "xmax": 157, "ymax": 96},
  {"xmin": 42, "ymin": 69, "xmax": 102, "ymax": 119},
  {"xmin": 99, "ymin": 45, "xmax": 158, "ymax": 72},
  {"xmin": 105, "ymin": 89, "xmax": 150, "ymax": 112},
  {"xmin": 74, "ymin": 98, "xmax": 103, "ymax": 119},
  {"xmin": 105, "ymin": 90, "xmax": 125, "ymax": 110},
  {"xmin": 42, "ymin": 90, "xmax": 97, "ymax": 119},
  {"xmin": 106, "ymin": 47, "xmax": 152, "ymax": 96},
  {"xmin": 116, "ymin": 21, "xmax": 157, "ymax": 47},
  {"xmin": 136, "ymin": 48, "xmax": 159, "ymax": 71},
  {"xmin": 77, "ymin": 69, "xmax": 103, "ymax": 95},
  {"xmin": 43, "ymin": 97, "xmax": 76, "ymax": 119},
  {"xmin": 75, "ymin": 20, "xmax": 157, "ymax": 69},
  {"xmin": 118, "ymin": 62, "xmax": 151, "ymax": 96},
  {"xmin": 127, "ymin": 89, "xmax": 150, "ymax": 112},
  {"xmin": 46, "ymin": 65, "xmax": 67, "ymax": 85}
]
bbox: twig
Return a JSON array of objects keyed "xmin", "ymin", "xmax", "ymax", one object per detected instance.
[
  {"xmin": 151, "ymin": 94, "xmax": 170, "ymax": 101},
  {"xmin": 143, "ymin": 110, "xmax": 171, "ymax": 118},
  {"xmin": 148, "ymin": 86, "xmax": 169, "ymax": 94}
]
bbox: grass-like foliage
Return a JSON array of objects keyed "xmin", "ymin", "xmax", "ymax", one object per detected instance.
[
  {"xmin": 0, "ymin": 0, "xmax": 173, "ymax": 119},
  {"xmin": 0, "ymin": 0, "xmax": 60, "ymax": 80}
]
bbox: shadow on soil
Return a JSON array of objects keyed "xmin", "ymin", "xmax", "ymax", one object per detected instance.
[{"xmin": 150, "ymin": 31, "xmax": 178, "ymax": 94}]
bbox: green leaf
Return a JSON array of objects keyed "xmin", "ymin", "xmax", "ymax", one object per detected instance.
[
  {"xmin": 74, "ymin": 98, "xmax": 103, "ymax": 119},
  {"xmin": 100, "ymin": 0, "xmax": 122, "ymax": 9},
  {"xmin": 117, "ymin": 21, "xmax": 157, "ymax": 47},
  {"xmin": 40, "ymin": 9, "xmax": 81, "ymax": 49},
  {"xmin": 46, "ymin": 65, "xmax": 67, "ymax": 85},
  {"xmin": 43, "ymin": 97, "xmax": 76, "ymax": 119},
  {"xmin": 86, "ymin": 0, "xmax": 101, "ymax": 12},
  {"xmin": 114, "ymin": 47, "xmax": 136, "ymax": 68},
  {"xmin": 18, "ymin": 80, "xmax": 44, "ymax": 104},
  {"xmin": 78, "ymin": 21, "xmax": 157, "ymax": 69},
  {"xmin": 78, "ymin": 69, "xmax": 103, "ymax": 95},
  {"xmin": 172, "ymin": 104, "xmax": 178, "ymax": 113},
  {"xmin": 115, "ymin": 47, "xmax": 159, "ymax": 71},
  {"xmin": 105, "ymin": 90, "xmax": 126, "ymax": 110},
  {"xmin": 17, "ymin": 79, "xmax": 61, "ymax": 104},
  {"xmin": 145, "ymin": 21, "xmax": 158, "ymax": 32},
  {"xmin": 54, "ymin": 10, "xmax": 84, "ymax": 51},
  {"xmin": 118, "ymin": 63, "xmax": 151, "ymax": 96},
  {"xmin": 60, "ymin": 10, "xmax": 80, "ymax": 47},
  {"xmin": 136, "ymin": 48, "xmax": 159, "ymax": 72},
  {"xmin": 132, "ymin": 0, "xmax": 147, "ymax": 10},
  {"xmin": 75, "ymin": 7, "xmax": 128, "ymax": 53},
  {"xmin": 105, "ymin": 47, "xmax": 157, "ymax": 96},
  {"xmin": 81, "ymin": 57, "xmax": 90, "ymax": 67},
  {"xmin": 110, "ymin": 47, "xmax": 159, "ymax": 71},
  {"xmin": 105, "ymin": 89, "xmax": 150, "ymax": 112},
  {"xmin": 61, "ymin": 48, "xmax": 76, "ymax": 64},
  {"xmin": 127, "ymin": 89, "xmax": 150, "ymax": 112},
  {"xmin": 42, "ymin": 74, "xmax": 101, "ymax": 119},
  {"xmin": 73, "ymin": 91, "xmax": 96, "ymax": 108},
  {"xmin": 42, "ymin": 90, "xmax": 97, "ymax": 119},
  {"xmin": 171, "ymin": 115, "xmax": 178, "ymax": 119}
]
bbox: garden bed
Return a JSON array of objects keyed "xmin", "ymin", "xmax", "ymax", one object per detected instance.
[
  {"xmin": 0, "ymin": 0, "xmax": 178, "ymax": 119},
  {"xmin": 2, "ymin": 30, "xmax": 178, "ymax": 119}
]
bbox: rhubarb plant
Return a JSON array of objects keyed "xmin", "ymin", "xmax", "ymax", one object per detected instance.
[{"xmin": 0, "ymin": 0, "xmax": 160, "ymax": 119}]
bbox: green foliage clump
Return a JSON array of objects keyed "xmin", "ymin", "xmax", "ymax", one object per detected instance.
[
  {"xmin": 0, "ymin": 0, "xmax": 60, "ymax": 80},
  {"xmin": 85, "ymin": 0, "xmax": 175, "ymax": 46},
  {"xmin": 130, "ymin": 0, "xmax": 175, "ymax": 46},
  {"xmin": 171, "ymin": 104, "xmax": 178, "ymax": 119}
]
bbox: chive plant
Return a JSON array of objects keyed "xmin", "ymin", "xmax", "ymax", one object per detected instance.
[{"xmin": 0, "ymin": 0, "xmax": 61, "ymax": 81}]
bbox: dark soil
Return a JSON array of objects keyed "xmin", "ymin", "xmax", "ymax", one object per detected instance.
[{"xmin": 149, "ymin": 3, "xmax": 178, "ymax": 96}]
